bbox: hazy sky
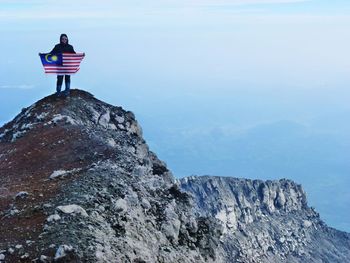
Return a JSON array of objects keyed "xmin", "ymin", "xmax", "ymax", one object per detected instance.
[
  {"xmin": 1, "ymin": 0, "xmax": 349, "ymax": 116},
  {"xmin": 0, "ymin": 0, "xmax": 350, "ymax": 231},
  {"xmin": 1, "ymin": 0, "xmax": 349, "ymax": 136}
]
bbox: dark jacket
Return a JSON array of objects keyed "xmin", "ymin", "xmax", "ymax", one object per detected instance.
[
  {"xmin": 50, "ymin": 34, "xmax": 76, "ymax": 54},
  {"xmin": 50, "ymin": 43, "xmax": 75, "ymax": 54}
]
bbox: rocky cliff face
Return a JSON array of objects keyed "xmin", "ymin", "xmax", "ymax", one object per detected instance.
[
  {"xmin": 180, "ymin": 176, "xmax": 350, "ymax": 262},
  {"xmin": 0, "ymin": 90, "xmax": 349, "ymax": 262}
]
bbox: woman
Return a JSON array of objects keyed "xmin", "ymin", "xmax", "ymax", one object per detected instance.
[{"xmin": 51, "ymin": 34, "xmax": 76, "ymax": 96}]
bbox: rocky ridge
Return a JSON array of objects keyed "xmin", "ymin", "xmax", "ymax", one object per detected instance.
[
  {"xmin": 0, "ymin": 89, "xmax": 349, "ymax": 262},
  {"xmin": 180, "ymin": 176, "xmax": 350, "ymax": 262}
]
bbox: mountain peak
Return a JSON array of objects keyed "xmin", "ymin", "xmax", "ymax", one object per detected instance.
[
  {"xmin": 0, "ymin": 90, "xmax": 349, "ymax": 262},
  {"xmin": 0, "ymin": 89, "xmax": 141, "ymax": 143}
]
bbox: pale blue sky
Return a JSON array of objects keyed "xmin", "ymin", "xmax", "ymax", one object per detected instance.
[{"xmin": 0, "ymin": 0, "xmax": 350, "ymax": 231}]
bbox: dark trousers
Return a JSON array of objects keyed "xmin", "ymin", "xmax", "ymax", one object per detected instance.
[{"xmin": 56, "ymin": 75, "xmax": 71, "ymax": 94}]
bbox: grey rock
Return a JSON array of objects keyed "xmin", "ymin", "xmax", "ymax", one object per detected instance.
[
  {"xmin": 46, "ymin": 214, "xmax": 61, "ymax": 223},
  {"xmin": 15, "ymin": 244, "xmax": 23, "ymax": 250},
  {"xmin": 15, "ymin": 191, "xmax": 29, "ymax": 199},
  {"xmin": 39, "ymin": 255, "xmax": 49, "ymax": 262},
  {"xmin": 21, "ymin": 253, "xmax": 29, "ymax": 259},
  {"xmin": 56, "ymin": 204, "xmax": 88, "ymax": 217},
  {"xmin": 54, "ymin": 245, "xmax": 75, "ymax": 261}
]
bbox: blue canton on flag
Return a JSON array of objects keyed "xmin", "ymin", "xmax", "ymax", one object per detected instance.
[{"xmin": 39, "ymin": 53, "xmax": 63, "ymax": 66}]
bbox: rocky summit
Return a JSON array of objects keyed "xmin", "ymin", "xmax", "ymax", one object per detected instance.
[{"xmin": 0, "ymin": 89, "xmax": 349, "ymax": 263}]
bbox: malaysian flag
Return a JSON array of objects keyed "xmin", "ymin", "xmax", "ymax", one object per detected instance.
[{"xmin": 39, "ymin": 53, "xmax": 84, "ymax": 75}]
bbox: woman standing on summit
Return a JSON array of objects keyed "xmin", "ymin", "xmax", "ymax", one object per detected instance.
[{"xmin": 50, "ymin": 34, "xmax": 75, "ymax": 96}]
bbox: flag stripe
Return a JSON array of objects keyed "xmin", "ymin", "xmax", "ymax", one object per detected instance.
[
  {"xmin": 44, "ymin": 66, "xmax": 79, "ymax": 68},
  {"xmin": 62, "ymin": 59, "xmax": 83, "ymax": 62},
  {"xmin": 44, "ymin": 68, "xmax": 79, "ymax": 70},
  {"xmin": 45, "ymin": 71, "xmax": 79, "ymax": 73},
  {"xmin": 45, "ymin": 68, "xmax": 79, "ymax": 71},
  {"xmin": 45, "ymin": 70, "xmax": 79, "ymax": 74}
]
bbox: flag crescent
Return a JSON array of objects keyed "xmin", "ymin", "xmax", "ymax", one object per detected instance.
[{"xmin": 45, "ymin": 54, "xmax": 51, "ymax": 63}]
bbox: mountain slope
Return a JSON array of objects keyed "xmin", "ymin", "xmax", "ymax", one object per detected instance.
[
  {"xmin": 0, "ymin": 90, "xmax": 222, "ymax": 262},
  {"xmin": 0, "ymin": 89, "xmax": 349, "ymax": 262}
]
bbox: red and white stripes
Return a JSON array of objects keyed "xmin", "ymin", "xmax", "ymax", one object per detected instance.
[{"xmin": 44, "ymin": 53, "xmax": 84, "ymax": 75}]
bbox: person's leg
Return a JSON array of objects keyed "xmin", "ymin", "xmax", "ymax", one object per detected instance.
[
  {"xmin": 64, "ymin": 75, "xmax": 71, "ymax": 96},
  {"xmin": 56, "ymin": 75, "xmax": 63, "ymax": 95}
]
